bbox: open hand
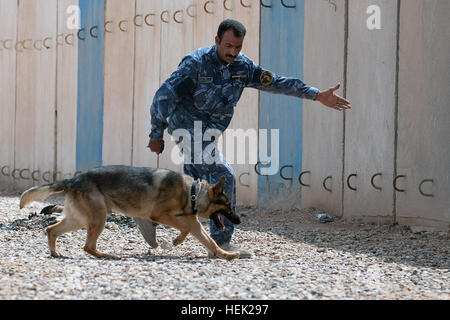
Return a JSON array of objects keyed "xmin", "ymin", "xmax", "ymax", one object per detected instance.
[{"xmin": 315, "ymin": 84, "xmax": 351, "ymax": 111}]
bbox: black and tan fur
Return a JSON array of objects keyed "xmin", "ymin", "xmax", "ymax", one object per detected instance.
[{"xmin": 19, "ymin": 165, "xmax": 241, "ymax": 260}]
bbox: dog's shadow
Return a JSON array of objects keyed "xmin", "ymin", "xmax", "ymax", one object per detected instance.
[
  {"xmin": 45, "ymin": 252, "xmax": 211, "ymax": 263},
  {"xmin": 120, "ymin": 252, "xmax": 211, "ymax": 263}
]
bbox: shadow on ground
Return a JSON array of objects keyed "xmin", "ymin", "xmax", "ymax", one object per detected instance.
[{"xmin": 236, "ymin": 205, "xmax": 449, "ymax": 271}]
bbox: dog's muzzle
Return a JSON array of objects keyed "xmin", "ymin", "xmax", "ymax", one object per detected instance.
[{"xmin": 211, "ymin": 210, "xmax": 241, "ymax": 231}]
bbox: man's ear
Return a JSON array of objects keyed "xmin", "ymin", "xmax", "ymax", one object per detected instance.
[
  {"xmin": 215, "ymin": 35, "xmax": 220, "ymax": 46},
  {"xmin": 212, "ymin": 176, "xmax": 226, "ymax": 196}
]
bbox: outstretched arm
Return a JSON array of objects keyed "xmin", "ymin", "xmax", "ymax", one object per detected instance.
[
  {"xmin": 246, "ymin": 59, "xmax": 351, "ymax": 111},
  {"xmin": 246, "ymin": 61, "xmax": 319, "ymax": 100}
]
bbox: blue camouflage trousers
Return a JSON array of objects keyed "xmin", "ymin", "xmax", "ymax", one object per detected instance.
[{"xmin": 183, "ymin": 159, "xmax": 236, "ymax": 246}]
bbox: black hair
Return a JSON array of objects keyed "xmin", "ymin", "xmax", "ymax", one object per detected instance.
[{"xmin": 217, "ymin": 19, "xmax": 247, "ymax": 42}]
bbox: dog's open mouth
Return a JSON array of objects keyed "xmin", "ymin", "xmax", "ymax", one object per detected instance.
[
  {"xmin": 210, "ymin": 210, "xmax": 241, "ymax": 230},
  {"xmin": 211, "ymin": 211, "xmax": 225, "ymax": 231}
]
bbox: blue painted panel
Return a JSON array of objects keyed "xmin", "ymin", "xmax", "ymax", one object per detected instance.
[
  {"xmin": 76, "ymin": 0, "xmax": 104, "ymax": 171},
  {"xmin": 258, "ymin": 0, "xmax": 305, "ymax": 206}
]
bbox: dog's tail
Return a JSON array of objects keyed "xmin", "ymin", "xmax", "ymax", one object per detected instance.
[{"xmin": 20, "ymin": 181, "xmax": 69, "ymax": 209}]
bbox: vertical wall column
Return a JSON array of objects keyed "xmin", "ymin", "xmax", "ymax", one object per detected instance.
[
  {"xmin": 0, "ymin": 0, "xmax": 17, "ymax": 189},
  {"xmin": 302, "ymin": 0, "xmax": 346, "ymax": 216},
  {"xmin": 396, "ymin": 0, "xmax": 450, "ymax": 229},
  {"xmin": 56, "ymin": 0, "xmax": 79, "ymax": 180},
  {"xmin": 259, "ymin": 0, "xmax": 305, "ymax": 209},
  {"xmin": 102, "ymin": 0, "xmax": 135, "ymax": 166},
  {"xmin": 15, "ymin": 0, "xmax": 57, "ymax": 189},
  {"xmin": 76, "ymin": 0, "xmax": 105, "ymax": 172},
  {"xmin": 132, "ymin": 0, "xmax": 161, "ymax": 168},
  {"xmin": 343, "ymin": 0, "xmax": 398, "ymax": 223}
]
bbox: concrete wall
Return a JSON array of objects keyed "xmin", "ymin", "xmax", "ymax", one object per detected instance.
[
  {"xmin": 15, "ymin": 0, "xmax": 58, "ymax": 190},
  {"xmin": 103, "ymin": 0, "xmax": 136, "ymax": 167},
  {"xmin": 57, "ymin": 0, "xmax": 79, "ymax": 182},
  {"xmin": 301, "ymin": 0, "xmax": 449, "ymax": 230},
  {"xmin": 396, "ymin": 0, "xmax": 450, "ymax": 229},
  {"xmin": 0, "ymin": 0, "xmax": 18, "ymax": 190},
  {"xmin": 132, "ymin": 0, "xmax": 161, "ymax": 169},
  {"xmin": 344, "ymin": 0, "xmax": 398, "ymax": 222},
  {"xmin": 302, "ymin": 0, "xmax": 346, "ymax": 216}
]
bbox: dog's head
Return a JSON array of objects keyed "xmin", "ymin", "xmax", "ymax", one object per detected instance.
[{"xmin": 200, "ymin": 176, "xmax": 241, "ymax": 230}]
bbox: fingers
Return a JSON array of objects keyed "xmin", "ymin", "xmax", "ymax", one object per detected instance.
[
  {"xmin": 337, "ymin": 96, "xmax": 351, "ymax": 105},
  {"xmin": 332, "ymin": 102, "xmax": 351, "ymax": 111},
  {"xmin": 331, "ymin": 84, "xmax": 340, "ymax": 92},
  {"xmin": 320, "ymin": 84, "xmax": 351, "ymax": 111},
  {"xmin": 333, "ymin": 92, "xmax": 351, "ymax": 110},
  {"xmin": 338, "ymin": 104, "xmax": 351, "ymax": 110}
]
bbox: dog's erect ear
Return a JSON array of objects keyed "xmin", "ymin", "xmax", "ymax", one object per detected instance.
[{"xmin": 211, "ymin": 176, "xmax": 226, "ymax": 196}]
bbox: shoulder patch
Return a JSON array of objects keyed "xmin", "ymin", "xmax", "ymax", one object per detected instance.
[{"xmin": 260, "ymin": 70, "xmax": 273, "ymax": 87}]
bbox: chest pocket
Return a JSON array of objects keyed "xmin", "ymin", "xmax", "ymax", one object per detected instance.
[
  {"xmin": 193, "ymin": 74, "xmax": 216, "ymax": 111},
  {"xmin": 229, "ymin": 73, "xmax": 248, "ymax": 105}
]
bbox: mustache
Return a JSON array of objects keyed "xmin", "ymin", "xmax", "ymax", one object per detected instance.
[{"xmin": 226, "ymin": 54, "xmax": 237, "ymax": 59}]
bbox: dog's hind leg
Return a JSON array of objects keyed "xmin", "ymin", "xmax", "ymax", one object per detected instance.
[
  {"xmin": 173, "ymin": 230, "xmax": 189, "ymax": 246},
  {"xmin": 46, "ymin": 217, "xmax": 84, "ymax": 258},
  {"xmin": 149, "ymin": 210, "xmax": 190, "ymax": 247},
  {"xmin": 83, "ymin": 213, "xmax": 117, "ymax": 259}
]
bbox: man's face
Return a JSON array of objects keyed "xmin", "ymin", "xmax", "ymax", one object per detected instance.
[{"xmin": 215, "ymin": 30, "xmax": 244, "ymax": 65}]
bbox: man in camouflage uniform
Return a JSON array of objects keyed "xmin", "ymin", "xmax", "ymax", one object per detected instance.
[{"xmin": 136, "ymin": 20, "xmax": 351, "ymax": 257}]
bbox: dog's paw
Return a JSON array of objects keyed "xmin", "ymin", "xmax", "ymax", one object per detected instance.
[
  {"xmin": 84, "ymin": 247, "xmax": 119, "ymax": 259},
  {"xmin": 224, "ymin": 252, "xmax": 240, "ymax": 261},
  {"xmin": 50, "ymin": 251, "xmax": 67, "ymax": 259}
]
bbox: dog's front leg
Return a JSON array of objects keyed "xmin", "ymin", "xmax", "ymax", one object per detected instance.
[{"xmin": 187, "ymin": 220, "xmax": 239, "ymax": 261}]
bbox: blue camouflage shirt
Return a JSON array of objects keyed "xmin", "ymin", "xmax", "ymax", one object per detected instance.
[{"xmin": 149, "ymin": 45, "xmax": 319, "ymax": 140}]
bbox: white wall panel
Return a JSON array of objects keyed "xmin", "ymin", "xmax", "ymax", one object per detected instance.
[
  {"xmin": 0, "ymin": 0, "xmax": 18, "ymax": 189},
  {"xmin": 397, "ymin": 0, "xmax": 450, "ymax": 229},
  {"xmin": 302, "ymin": 0, "xmax": 346, "ymax": 215},
  {"xmin": 344, "ymin": 0, "xmax": 398, "ymax": 222},
  {"xmin": 15, "ymin": 0, "xmax": 57, "ymax": 189},
  {"xmin": 103, "ymin": 0, "xmax": 136, "ymax": 166},
  {"xmin": 56, "ymin": 0, "xmax": 78, "ymax": 179},
  {"xmin": 132, "ymin": 0, "xmax": 162, "ymax": 168}
]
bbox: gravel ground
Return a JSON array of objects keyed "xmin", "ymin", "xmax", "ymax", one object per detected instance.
[{"xmin": 0, "ymin": 190, "xmax": 448, "ymax": 300}]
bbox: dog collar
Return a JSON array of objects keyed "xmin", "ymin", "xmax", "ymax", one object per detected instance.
[{"xmin": 190, "ymin": 179, "xmax": 201, "ymax": 215}]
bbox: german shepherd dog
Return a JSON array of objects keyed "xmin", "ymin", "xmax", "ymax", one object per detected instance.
[{"xmin": 19, "ymin": 165, "xmax": 242, "ymax": 260}]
